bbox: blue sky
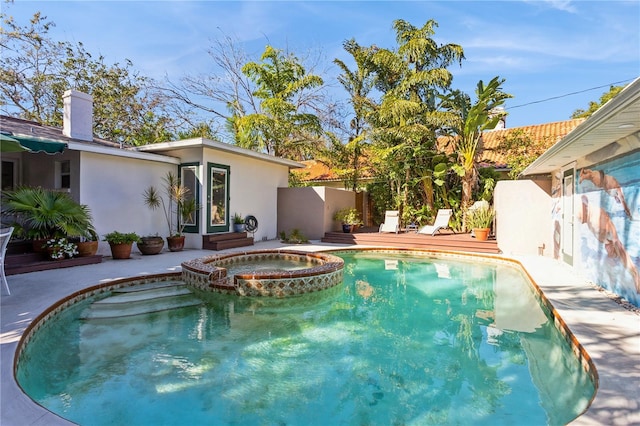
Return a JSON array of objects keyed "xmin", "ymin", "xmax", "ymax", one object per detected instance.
[{"xmin": 6, "ymin": 1, "xmax": 640, "ymax": 128}]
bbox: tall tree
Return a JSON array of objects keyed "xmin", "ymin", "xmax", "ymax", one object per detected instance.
[
  {"xmin": 368, "ymin": 19, "xmax": 464, "ymax": 213},
  {"xmin": 330, "ymin": 39, "xmax": 377, "ymax": 190},
  {"xmin": 0, "ymin": 12, "xmax": 66, "ymax": 122},
  {"xmin": 232, "ymin": 45, "xmax": 324, "ymax": 158},
  {"xmin": 1, "ymin": 10, "xmax": 174, "ymax": 145},
  {"xmin": 443, "ymin": 76, "xmax": 511, "ymax": 229}
]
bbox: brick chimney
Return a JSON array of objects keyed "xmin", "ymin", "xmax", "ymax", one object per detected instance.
[{"xmin": 62, "ymin": 90, "xmax": 93, "ymax": 141}]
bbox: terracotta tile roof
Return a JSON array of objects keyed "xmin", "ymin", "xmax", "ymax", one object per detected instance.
[
  {"xmin": 477, "ymin": 118, "xmax": 585, "ymax": 167},
  {"xmin": 294, "ymin": 119, "xmax": 586, "ymax": 181},
  {"xmin": 292, "ymin": 160, "xmax": 340, "ymax": 182}
]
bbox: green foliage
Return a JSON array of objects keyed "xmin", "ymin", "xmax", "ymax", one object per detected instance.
[
  {"xmin": 0, "ymin": 10, "xmax": 175, "ymax": 145},
  {"xmin": 1, "ymin": 186, "xmax": 95, "ymax": 240},
  {"xmin": 442, "ymin": 76, "xmax": 512, "ymax": 216},
  {"xmin": 232, "ymin": 213, "xmax": 244, "ymax": 224},
  {"xmin": 279, "ymin": 228, "xmax": 309, "ymax": 244},
  {"xmin": 467, "ymin": 204, "xmax": 495, "ymax": 229},
  {"xmin": 44, "ymin": 237, "xmax": 78, "ymax": 259},
  {"xmin": 103, "ymin": 231, "xmax": 141, "ymax": 245},
  {"xmin": 333, "ymin": 208, "xmax": 362, "ymax": 225},
  {"xmin": 497, "ymin": 129, "xmax": 552, "ymax": 179},
  {"xmin": 328, "ymin": 39, "xmax": 377, "ymax": 190},
  {"xmin": 143, "ymin": 171, "xmax": 197, "ymax": 236},
  {"xmin": 233, "ymin": 45, "xmax": 324, "ymax": 159},
  {"xmin": 572, "ymin": 85, "xmax": 624, "ymax": 119}
]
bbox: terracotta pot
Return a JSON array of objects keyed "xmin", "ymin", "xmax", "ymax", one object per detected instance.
[
  {"xmin": 474, "ymin": 228, "xmax": 490, "ymax": 241},
  {"xmin": 109, "ymin": 242, "xmax": 133, "ymax": 259},
  {"xmin": 166, "ymin": 235, "xmax": 185, "ymax": 252},
  {"xmin": 137, "ymin": 237, "xmax": 164, "ymax": 255},
  {"xmin": 77, "ymin": 241, "xmax": 99, "ymax": 257}
]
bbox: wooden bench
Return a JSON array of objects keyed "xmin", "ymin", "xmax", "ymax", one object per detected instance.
[{"xmin": 202, "ymin": 232, "xmax": 254, "ymax": 251}]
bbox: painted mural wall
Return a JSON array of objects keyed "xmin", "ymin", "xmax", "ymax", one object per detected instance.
[{"xmin": 575, "ymin": 150, "xmax": 640, "ymax": 307}]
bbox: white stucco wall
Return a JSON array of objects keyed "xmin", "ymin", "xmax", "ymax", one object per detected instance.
[
  {"xmin": 278, "ymin": 186, "xmax": 356, "ymax": 240},
  {"xmin": 494, "ymin": 179, "xmax": 553, "ymax": 256},
  {"xmin": 203, "ymin": 149, "xmax": 289, "ymax": 242},
  {"xmin": 79, "ymin": 151, "xmax": 175, "ymax": 255}
]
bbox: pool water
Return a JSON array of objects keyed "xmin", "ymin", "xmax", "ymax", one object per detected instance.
[
  {"xmin": 226, "ymin": 258, "xmax": 316, "ymax": 275},
  {"xmin": 16, "ymin": 252, "xmax": 595, "ymax": 425}
]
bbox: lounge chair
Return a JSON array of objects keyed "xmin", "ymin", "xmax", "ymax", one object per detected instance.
[
  {"xmin": 418, "ymin": 209, "xmax": 452, "ymax": 236},
  {"xmin": 1, "ymin": 227, "xmax": 14, "ymax": 295},
  {"xmin": 379, "ymin": 210, "xmax": 400, "ymax": 234}
]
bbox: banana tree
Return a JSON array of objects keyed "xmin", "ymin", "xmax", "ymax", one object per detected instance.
[{"xmin": 444, "ymin": 77, "xmax": 511, "ymax": 230}]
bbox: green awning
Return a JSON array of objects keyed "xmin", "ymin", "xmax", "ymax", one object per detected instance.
[
  {"xmin": 1, "ymin": 133, "xmax": 31, "ymax": 152},
  {"xmin": 8, "ymin": 134, "xmax": 67, "ymax": 154}
]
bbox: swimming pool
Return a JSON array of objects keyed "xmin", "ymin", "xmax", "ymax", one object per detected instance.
[{"xmin": 15, "ymin": 250, "xmax": 596, "ymax": 425}]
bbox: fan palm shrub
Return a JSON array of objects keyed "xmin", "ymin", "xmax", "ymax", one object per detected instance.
[{"xmin": 1, "ymin": 186, "xmax": 95, "ymax": 241}]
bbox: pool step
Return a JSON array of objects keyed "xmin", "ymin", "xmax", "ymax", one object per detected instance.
[{"xmin": 80, "ymin": 282, "xmax": 202, "ymax": 320}]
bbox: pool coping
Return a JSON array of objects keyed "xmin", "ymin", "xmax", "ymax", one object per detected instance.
[{"xmin": 1, "ymin": 241, "xmax": 638, "ymax": 425}]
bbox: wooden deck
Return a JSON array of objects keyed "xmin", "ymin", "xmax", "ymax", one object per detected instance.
[{"xmin": 321, "ymin": 228, "xmax": 501, "ymax": 254}]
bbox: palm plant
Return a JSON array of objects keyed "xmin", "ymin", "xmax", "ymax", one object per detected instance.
[
  {"xmin": 367, "ymin": 19, "xmax": 464, "ymax": 214},
  {"xmin": 143, "ymin": 171, "xmax": 197, "ymax": 237},
  {"xmin": 443, "ymin": 76, "xmax": 511, "ymax": 231},
  {"xmin": 1, "ymin": 186, "xmax": 95, "ymax": 240}
]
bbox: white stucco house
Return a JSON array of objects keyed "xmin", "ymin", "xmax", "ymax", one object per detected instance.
[
  {"xmin": 495, "ymin": 76, "xmax": 640, "ymax": 307},
  {"xmin": 0, "ymin": 90, "xmax": 303, "ymax": 255}
]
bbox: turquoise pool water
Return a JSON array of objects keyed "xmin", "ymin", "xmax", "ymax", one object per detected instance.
[{"xmin": 16, "ymin": 251, "xmax": 595, "ymax": 425}]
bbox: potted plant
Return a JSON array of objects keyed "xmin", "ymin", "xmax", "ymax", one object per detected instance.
[
  {"xmin": 76, "ymin": 229, "xmax": 99, "ymax": 257},
  {"xmin": 467, "ymin": 204, "xmax": 495, "ymax": 241},
  {"xmin": 2, "ymin": 186, "xmax": 95, "ymax": 254},
  {"xmin": 232, "ymin": 213, "xmax": 245, "ymax": 233},
  {"xmin": 333, "ymin": 208, "xmax": 363, "ymax": 233},
  {"xmin": 143, "ymin": 172, "xmax": 198, "ymax": 252},
  {"xmin": 137, "ymin": 235, "xmax": 165, "ymax": 255},
  {"xmin": 43, "ymin": 237, "xmax": 78, "ymax": 260},
  {"xmin": 103, "ymin": 231, "xmax": 140, "ymax": 259}
]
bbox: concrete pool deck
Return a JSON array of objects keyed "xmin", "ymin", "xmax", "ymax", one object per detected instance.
[{"xmin": 1, "ymin": 240, "xmax": 638, "ymax": 425}]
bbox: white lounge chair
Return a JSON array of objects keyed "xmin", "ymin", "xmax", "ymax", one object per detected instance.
[
  {"xmin": 379, "ymin": 210, "xmax": 400, "ymax": 233},
  {"xmin": 418, "ymin": 209, "xmax": 452, "ymax": 236},
  {"xmin": 1, "ymin": 227, "xmax": 14, "ymax": 295}
]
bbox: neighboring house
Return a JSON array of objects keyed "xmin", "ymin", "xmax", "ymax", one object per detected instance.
[
  {"xmin": 295, "ymin": 119, "xmax": 585, "ymax": 184},
  {"xmin": 292, "ymin": 159, "xmax": 376, "ymax": 189},
  {"xmin": 478, "ymin": 118, "xmax": 585, "ymax": 172},
  {"xmin": 495, "ymin": 77, "xmax": 640, "ymax": 307},
  {"xmin": 292, "ymin": 119, "xmax": 585, "ymax": 228},
  {"xmin": 1, "ymin": 90, "xmax": 303, "ymax": 255}
]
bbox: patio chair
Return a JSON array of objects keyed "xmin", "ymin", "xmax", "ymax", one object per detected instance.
[
  {"xmin": 1, "ymin": 227, "xmax": 14, "ymax": 295},
  {"xmin": 418, "ymin": 209, "xmax": 452, "ymax": 236},
  {"xmin": 379, "ymin": 210, "xmax": 400, "ymax": 234}
]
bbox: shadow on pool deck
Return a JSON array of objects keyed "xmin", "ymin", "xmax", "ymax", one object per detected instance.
[{"xmin": 1, "ymin": 240, "xmax": 638, "ymax": 425}]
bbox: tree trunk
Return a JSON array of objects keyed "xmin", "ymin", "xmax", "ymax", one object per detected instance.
[
  {"xmin": 461, "ymin": 169, "xmax": 474, "ymax": 232},
  {"xmin": 421, "ymin": 172, "xmax": 435, "ymax": 211}
]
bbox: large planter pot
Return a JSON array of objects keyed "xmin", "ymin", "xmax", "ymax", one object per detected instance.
[
  {"xmin": 137, "ymin": 237, "xmax": 164, "ymax": 255},
  {"xmin": 166, "ymin": 235, "xmax": 185, "ymax": 252},
  {"xmin": 109, "ymin": 242, "xmax": 133, "ymax": 259},
  {"xmin": 342, "ymin": 224, "xmax": 359, "ymax": 233},
  {"xmin": 77, "ymin": 241, "xmax": 99, "ymax": 257},
  {"xmin": 473, "ymin": 228, "xmax": 490, "ymax": 242}
]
